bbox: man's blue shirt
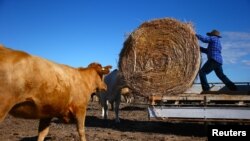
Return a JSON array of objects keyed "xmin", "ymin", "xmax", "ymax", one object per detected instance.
[{"xmin": 196, "ymin": 34, "xmax": 223, "ymax": 64}]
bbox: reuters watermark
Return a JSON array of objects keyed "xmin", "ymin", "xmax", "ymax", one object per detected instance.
[{"xmin": 208, "ymin": 125, "xmax": 250, "ymax": 141}]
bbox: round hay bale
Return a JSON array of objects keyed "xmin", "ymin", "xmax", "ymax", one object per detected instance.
[{"xmin": 118, "ymin": 18, "xmax": 200, "ymax": 97}]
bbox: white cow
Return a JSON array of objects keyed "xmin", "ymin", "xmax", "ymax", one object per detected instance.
[{"xmin": 98, "ymin": 69, "xmax": 130, "ymax": 123}]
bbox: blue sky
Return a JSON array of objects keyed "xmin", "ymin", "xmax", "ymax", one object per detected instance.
[{"xmin": 0, "ymin": 0, "xmax": 250, "ymax": 82}]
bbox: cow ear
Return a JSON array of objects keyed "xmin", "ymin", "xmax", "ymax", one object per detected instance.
[{"xmin": 101, "ymin": 65, "xmax": 112, "ymax": 75}]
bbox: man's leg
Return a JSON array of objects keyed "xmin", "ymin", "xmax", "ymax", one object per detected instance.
[
  {"xmin": 199, "ymin": 60, "xmax": 214, "ymax": 91},
  {"xmin": 214, "ymin": 63, "xmax": 237, "ymax": 91}
]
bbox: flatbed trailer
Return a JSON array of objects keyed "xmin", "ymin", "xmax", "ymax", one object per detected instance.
[{"xmin": 148, "ymin": 83, "xmax": 250, "ymax": 123}]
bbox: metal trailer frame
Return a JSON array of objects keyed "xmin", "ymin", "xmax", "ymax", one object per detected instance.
[
  {"xmin": 148, "ymin": 106, "xmax": 250, "ymax": 120},
  {"xmin": 147, "ymin": 82, "xmax": 250, "ymax": 122}
]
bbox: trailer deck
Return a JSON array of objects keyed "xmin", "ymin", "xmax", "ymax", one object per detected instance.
[{"xmin": 148, "ymin": 83, "xmax": 250, "ymax": 122}]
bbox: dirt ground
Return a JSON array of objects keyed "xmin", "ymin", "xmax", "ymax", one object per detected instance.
[{"xmin": 0, "ymin": 98, "xmax": 207, "ymax": 141}]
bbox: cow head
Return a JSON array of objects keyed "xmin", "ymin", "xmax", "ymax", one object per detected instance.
[{"xmin": 88, "ymin": 62, "xmax": 112, "ymax": 92}]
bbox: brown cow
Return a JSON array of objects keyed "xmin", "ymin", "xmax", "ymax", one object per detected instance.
[{"xmin": 0, "ymin": 45, "xmax": 112, "ymax": 141}]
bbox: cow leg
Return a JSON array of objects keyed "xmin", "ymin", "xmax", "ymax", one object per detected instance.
[
  {"xmin": 125, "ymin": 93, "xmax": 132, "ymax": 103},
  {"xmin": 100, "ymin": 96, "xmax": 108, "ymax": 119},
  {"xmin": 101, "ymin": 106, "xmax": 107, "ymax": 119},
  {"xmin": 37, "ymin": 118, "xmax": 52, "ymax": 141},
  {"xmin": 123, "ymin": 95, "xmax": 128, "ymax": 103},
  {"xmin": 125, "ymin": 95, "xmax": 129, "ymax": 103},
  {"xmin": 76, "ymin": 109, "xmax": 87, "ymax": 141},
  {"xmin": 128, "ymin": 95, "xmax": 132, "ymax": 103},
  {"xmin": 102, "ymin": 101, "xmax": 108, "ymax": 119},
  {"xmin": 0, "ymin": 94, "xmax": 17, "ymax": 122},
  {"xmin": 110, "ymin": 100, "xmax": 114, "ymax": 111},
  {"xmin": 114, "ymin": 93, "xmax": 121, "ymax": 123}
]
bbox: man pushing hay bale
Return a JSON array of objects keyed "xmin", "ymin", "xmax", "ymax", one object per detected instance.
[{"xmin": 118, "ymin": 18, "xmax": 200, "ymax": 97}]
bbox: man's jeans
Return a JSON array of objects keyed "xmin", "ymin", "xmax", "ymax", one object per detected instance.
[{"xmin": 199, "ymin": 59, "xmax": 237, "ymax": 91}]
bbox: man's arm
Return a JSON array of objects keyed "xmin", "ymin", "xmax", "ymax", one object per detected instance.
[
  {"xmin": 200, "ymin": 47, "xmax": 208, "ymax": 54},
  {"xmin": 196, "ymin": 34, "xmax": 212, "ymax": 43}
]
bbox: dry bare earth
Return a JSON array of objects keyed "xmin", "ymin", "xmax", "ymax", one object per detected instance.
[{"xmin": 0, "ymin": 100, "xmax": 206, "ymax": 141}]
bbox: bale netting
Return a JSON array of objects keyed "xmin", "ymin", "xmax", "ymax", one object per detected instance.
[{"xmin": 118, "ymin": 18, "xmax": 200, "ymax": 97}]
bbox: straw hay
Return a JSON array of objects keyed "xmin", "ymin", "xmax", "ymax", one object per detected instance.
[{"xmin": 118, "ymin": 18, "xmax": 200, "ymax": 97}]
